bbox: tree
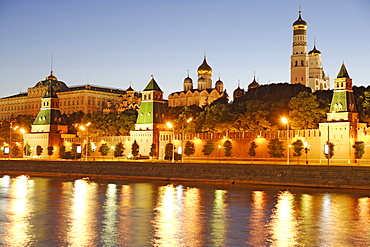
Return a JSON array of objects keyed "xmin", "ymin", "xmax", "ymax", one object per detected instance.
[
  {"xmin": 59, "ymin": 144, "xmax": 66, "ymax": 159},
  {"xmin": 98, "ymin": 143, "xmax": 110, "ymax": 160},
  {"xmin": 47, "ymin": 146, "xmax": 54, "ymax": 157},
  {"xmin": 233, "ymin": 100, "xmax": 272, "ymax": 132},
  {"xmin": 292, "ymin": 139, "xmax": 304, "ymax": 164},
  {"xmin": 223, "ymin": 140, "xmax": 233, "ymax": 161},
  {"xmin": 324, "ymin": 141, "xmax": 334, "ymax": 159},
  {"xmin": 267, "ymin": 138, "xmax": 285, "ymax": 164},
  {"xmin": 83, "ymin": 141, "xmax": 93, "ymax": 157},
  {"xmin": 24, "ymin": 144, "xmax": 32, "ymax": 156},
  {"xmin": 114, "ymin": 142, "xmax": 125, "ymax": 159},
  {"xmin": 149, "ymin": 143, "xmax": 157, "ymax": 158},
  {"xmin": 353, "ymin": 141, "xmax": 365, "ymax": 164},
  {"xmin": 184, "ymin": 141, "xmax": 195, "ymax": 162},
  {"xmin": 288, "ymin": 91, "xmax": 326, "ymax": 129},
  {"xmin": 11, "ymin": 144, "xmax": 20, "ymax": 157},
  {"xmin": 165, "ymin": 142, "xmax": 174, "ymax": 160},
  {"xmin": 248, "ymin": 141, "xmax": 258, "ymax": 163},
  {"xmin": 36, "ymin": 145, "xmax": 43, "ymax": 158},
  {"xmin": 202, "ymin": 140, "xmax": 215, "ymax": 162},
  {"xmin": 131, "ymin": 140, "xmax": 140, "ymax": 158}
]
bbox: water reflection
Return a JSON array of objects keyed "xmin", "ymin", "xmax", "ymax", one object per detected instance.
[
  {"xmin": 102, "ymin": 183, "xmax": 119, "ymax": 246},
  {"xmin": 153, "ymin": 184, "xmax": 184, "ymax": 247},
  {"xmin": 118, "ymin": 184, "xmax": 133, "ymax": 245},
  {"xmin": 67, "ymin": 179, "xmax": 99, "ymax": 246},
  {"xmin": 210, "ymin": 189, "xmax": 228, "ymax": 247},
  {"xmin": 248, "ymin": 191, "xmax": 268, "ymax": 245},
  {"xmin": 3, "ymin": 175, "xmax": 34, "ymax": 246},
  {"xmin": 269, "ymin": 190, "xmax": 299, "ymax": 246},
  {"xmin": 357, "ymin": 197, "xmax": 370, "ymax": 245},
  {"xmin": 183, "ymin": 187, "xmax": 203, "ymax": 247},
  {"xmin": 1, "ymin": 176, "xmax": 370, "ymax": 246}
]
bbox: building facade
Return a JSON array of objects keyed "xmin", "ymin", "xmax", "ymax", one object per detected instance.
[
  {"xmin": 0, "ymin": 71, "xmax": 141, "ymax": 120},
  {"xmin": 168, "ymin": 56, "xmax": 228, "ymax": 107},
  {"xmin": 290, "ymin": 10, "xmax": 330, "ymax": 91}
]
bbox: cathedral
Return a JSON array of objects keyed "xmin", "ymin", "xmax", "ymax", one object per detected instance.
[
  {"xmin": 168, "ymin": 56, "xmax": 228, "ymax": 107},
  {"xmin": 290, "ymin": 9, "xmax": 330, "ymax": 91}
]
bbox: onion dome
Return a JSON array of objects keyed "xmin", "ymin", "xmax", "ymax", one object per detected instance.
[
  {"xmin": 248, "ymin": 76, "xmax": 260, "ymax": 90},
  {"xmin": 215, "ymin": 78, "xmax": 223, "ymax": 86},
  {"xmin": 308, "ymin": 44, "xmax": 321, "ymax": 56},
  {"xmin": 184, "ymin": 76, "xmax": 193, "ymax": 84},
  {"xmin": 34, "ymin": 71, "xmax": 68, "ymax": 89},
  {"xmin": 293, "ymin": 11, "xmax": 307, "ymax": 26},
  {"xmin": 233, "ymin": 86, "xmax": 244, "ymax": 99},
  {"xmin": 197, "ymin": 56, "xmax": 212, "ymax": 72}
]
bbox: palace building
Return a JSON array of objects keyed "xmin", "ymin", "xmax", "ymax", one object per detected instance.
[
  {"xmin": 0, "ymin": 71, "xmax": 141, "ymax": 120},
  {"xmin": 168, "ymin": 56, "xmax": 228, "ymax": 107},
  {"xmin": 290, "ymin": 9, "xmax": 330, "ymax": 91}
]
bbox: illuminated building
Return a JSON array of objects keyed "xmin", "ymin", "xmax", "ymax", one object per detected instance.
[
  {"xmin": 23, "ymin": 83, "xmax": 75, "ymax": 159},
  {"xmin": 130, "ymin": 76, "xmax": 170, "ymax": 157},
  {"xmin": 290, "ymin": 9, "xmax": 330, "ymax": 91},
  {"xmin": 168, "ymin": 56, "xmax": 228, "ymax": 107},
  {"xmin": 319, "ymin": 63, "xmax": 366, "ymax": 161},
  {"xmin": 0, "ymin": 71, "xmax": 141, "ymax": 120}
]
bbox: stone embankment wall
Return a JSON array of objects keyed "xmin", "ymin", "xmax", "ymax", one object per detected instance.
[{"xmin": 1, "ymin": 160, "xmax": 370, "ymax": 189}]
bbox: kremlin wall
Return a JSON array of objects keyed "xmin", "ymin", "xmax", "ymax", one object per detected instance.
[{"xmin": 1, "ymin": 10, "xmax": 370, "ymax": 164}]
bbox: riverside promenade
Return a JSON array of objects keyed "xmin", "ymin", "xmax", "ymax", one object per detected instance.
[{"xmin": 1, "ymin": 159, "xmax": 370, "ymax": 190}]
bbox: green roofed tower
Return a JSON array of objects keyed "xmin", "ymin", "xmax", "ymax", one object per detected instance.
[
  {"xmin": 31, "ymin": 83, "xmax": 68, "ymax": 133},
  {"xmin": 135, "ymin": 76, "xmax": 166, "ymax": 130},
  {"xmin": 327, "ymin": 62, "xmax": 359, "ymax": 123},
  {"xmin": 131, "ymin": 76, "xmax": 168, "ymax": 157}
]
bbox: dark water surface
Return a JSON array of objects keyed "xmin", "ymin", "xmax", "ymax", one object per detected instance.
[{"xmin": 1, "ymin": 174, "xmax": 370, "ymax": 246}]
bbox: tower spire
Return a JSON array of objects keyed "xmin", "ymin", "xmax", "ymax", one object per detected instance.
[{"xmin": 50, "ymin": 53, "xmax": 53, "ymax": 75}]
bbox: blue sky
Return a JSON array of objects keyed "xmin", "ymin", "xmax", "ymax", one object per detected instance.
[{"xmin": 0, "ymin": 0, "xmax": 369, "ymax": 99}]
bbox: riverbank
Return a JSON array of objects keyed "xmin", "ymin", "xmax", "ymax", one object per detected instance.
[{"xmin": 1, "ymin": 160, "xmax": 370, "ymax": 189}]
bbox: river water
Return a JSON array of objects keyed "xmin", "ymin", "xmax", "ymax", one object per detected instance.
[{"xmin": 1, "ymin": 175, "xmax": 370, "ymax": 246}]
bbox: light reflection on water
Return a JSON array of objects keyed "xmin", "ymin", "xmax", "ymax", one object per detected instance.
[{"xmin": 1, "ymin": 175, "xmax": 370, "ymax": 246}]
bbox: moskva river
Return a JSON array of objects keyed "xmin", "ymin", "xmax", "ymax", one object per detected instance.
[{"xmin": 1, "ymin": 175, "xmax": 370, "ymax": 246}]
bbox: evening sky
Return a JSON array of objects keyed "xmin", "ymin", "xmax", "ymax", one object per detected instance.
[{"xmin": 0, "ymin": 0, "xmax": 369, "ymax": 99}]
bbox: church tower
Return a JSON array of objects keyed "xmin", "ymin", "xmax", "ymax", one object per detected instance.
[
  {"xmin": 308, "ymin": 40, "xmax": 330, "ymax": 91},
  {"xmin": 131, "ymin": 76, "xmax": 167, "ymax": 157},
  {"xmin": 197, "ymin": 56, "xmax": 212, "ymax": 90},
  {"xmin": 290, "ymin": 8, "xmax": 309, "ymax": 87}
]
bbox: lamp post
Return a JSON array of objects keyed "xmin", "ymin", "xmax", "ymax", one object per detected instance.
[
  {"xmin": 20, "ymin": 128, "xmax": 25, "ymax": 159},
  {"xmin": 166, "ymin": 122, "xmax": 175, "ymax": 162},
  {"xmin": 218, "ymin": 145, "xmax": 222, "ymax": 163},
  {"xmin": 79, "ymin": 122, "xmax": 91, "ymax": 161},
  {"xmin": 281, "ymin": 117, "xmax": 290, "ymax": 165},
  {"xmin": 304, "ymin": 141, "xmax": 310, "ymax": 165},
  {"xmin": 181, "ymin": 118, "xmax": 192, "ymax": 163}
]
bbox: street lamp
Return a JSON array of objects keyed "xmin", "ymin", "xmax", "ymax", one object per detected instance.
[
  {"xmin": 281, "ymin": 117, "xmax": 290, "ymax": 165},
  {"xmin": 79, "ymin": 122, "xmax": 91, "ymax": 161},
  {"xmin": 218, "ymin": 145, "xmax": 222, "ymax": 163},
  {"xmin": 166, "ymin": 122, "xmax": 175, "ymax": 162},
  {"xmin": 111, "ymin": 146, "xmax": 115, "ymax": 161},
  {"xmin": 20, "ymin": 128, "xmax": 25, "ymax": 159},
  {"xmin": 181, "ymin": 117, "xmax": 193, "ymax": 163},
  {"xmin": 304, "ymin": 141, "xmax": 310, "ymax": 164}
]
